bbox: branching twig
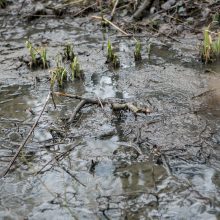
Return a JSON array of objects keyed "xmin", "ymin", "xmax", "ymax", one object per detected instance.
[
  {"xmin": 110, "ymin": 0, "xmax": 119, "ymax": 21},
  {"xmin": 54, "ymin": 92, "xmax": 151, "ymax": 124}
]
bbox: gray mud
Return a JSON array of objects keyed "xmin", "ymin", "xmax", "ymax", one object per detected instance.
[{"xmin": 1, "ymin": 1, "xmax": 220, "ymax": 220}]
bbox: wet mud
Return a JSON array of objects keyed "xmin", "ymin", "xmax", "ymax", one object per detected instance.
[{"xmin": 1, "ymin": 1, "xmax": 220, "ymax": 220}]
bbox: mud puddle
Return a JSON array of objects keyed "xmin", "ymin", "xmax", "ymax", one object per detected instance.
[{"xmin": 1, "ymin": 2, "xmax": 220, "ymax": 219}]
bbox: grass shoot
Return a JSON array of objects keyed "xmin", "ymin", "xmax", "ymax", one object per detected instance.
[
  {"xmin": 25, "ymin": 41, "xmax": 37, "ymax": 69},
  {"xmin": 25, "ymin": 40, "xmax": 49, "ymax": 69},
  {"xmin": 106, "ymin": 40, "xmax": 120, "ymax": 69},
  {"xmin": 50, "ymin": 56, "xmax": 67, "ymax": 88},
  {"xmin": 70, "ymin": 56, "xmax": 83, "ymax": 80},
  {"xmin": 39, "ymin": 47, "xmax": 48, "ymax": 69},
  {"xmin": 134, "ymin": 40, "xmax": 142, "ymax": 61},
  {"xmin": 201, "ymin": 27, "xmax": 220, "ymax": 64},
  {"xmin": 107, "ymin": 40, "xmax": 114, "ymax": 62}
]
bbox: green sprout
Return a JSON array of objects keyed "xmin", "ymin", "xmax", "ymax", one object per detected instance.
[
  {"xmin": 63, "ymin": 43, "xmax": 75, "ymax": 61},
  {"xmin": 39, "ymin": 47, "xmax": 48, "ymax": 69},
  {"xmin": 50, "ymin": 55, "xmax": 67, "ymax": 88},
  {"xmin": 201, "ymin": 27, "xmax": 220, "ymax": 64},
  {"xmin": 50, "ymin": 54, "xmax": 83, "ymax": 89},
  {"xmin": 25, "ymin": 41, "xmax": 49, "ymax": 69},
  {"xmin": 50, "ymin": 66, "xmax": 67, "ymax": 88},
  {"xmin": 70, "ymin": 57, "xmax": 83, "ymax": 80},
  {"xmin": 134, "ymin": 40, "xmax": 142, "ymax": 61},
  {"xmin": 147, "ymin": 43, "xmax": 152, "ymax": 59},
  {"xmin": 107, "ymin": 40, "xmax": 114, "ymax": 62},
  {"xmin": 25, "ymin": 40, "xmax": 37, "ymax": 69},
  {"xmin": 106, "ymin": 40, "xmax": 120, "ymax": 69},
  {"xmin": 0, "ymin": 0, "xmax": 6, "ymax": 8}
]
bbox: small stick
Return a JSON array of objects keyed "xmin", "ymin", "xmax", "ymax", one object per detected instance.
[
  {"xmin": 1, "ymin": 91, "xmax": 51, "ymax": 178},
  {"xmin": 51, "ymin": 92, "xmax": 57, "ymax": 109},
  {"xmin": 92, "ymin": 15, "xmax": 129, "ymax": 36},
  {"xmin": 58, "ymin": 163, "xmax": 86, "ymax": 187},
  {"xmin": 110, "ymin": 0, "xmax": 119, "ymax": 21},
  {"xmin": 96, "ymin": 95, "xmax": 104, "ymax": 109},
  {"xmin": 68, "ymin": 100, "xmax": 87, "ymax": 124}
]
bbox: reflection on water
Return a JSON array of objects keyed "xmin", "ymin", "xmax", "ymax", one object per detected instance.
[{"xmin": 88, "ymin": 72, "xmax": 131, "ymax": 99}]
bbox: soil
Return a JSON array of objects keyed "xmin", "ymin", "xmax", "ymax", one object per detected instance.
[{"xmin": 1, "ymin": 1, "xmax": 220, "ymax": 219}]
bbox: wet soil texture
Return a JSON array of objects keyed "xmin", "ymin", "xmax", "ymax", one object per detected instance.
[{"xmin": 1, "ymin": 1, "xmax": 220, "ymax": 219}]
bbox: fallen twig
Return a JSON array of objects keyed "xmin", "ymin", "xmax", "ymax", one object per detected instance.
[
  {"xmin": 1, "ymin": 91, "xmax": 51, "ymax": 178},
  {"xmin": 110, "ymin": 0, "xmax": 119, "ymax": 21},
  {"xmin": 58, "ymin": 163, "xmax": 86, "ymax": 187},
  {"xmin": 54, "ymin": 92, "xmax": 151, "ymax": 123},
  {"xmin": 68, "ymin": 100, "xmax": 87, "ymax": 123}
]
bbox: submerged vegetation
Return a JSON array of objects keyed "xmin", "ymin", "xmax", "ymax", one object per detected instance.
[
  {"xmin": 106, "ymin": 40, "xmax": 120, "ymax": 69},
  {"xmin": 201, "ymin": 27, "xmax": 220, "ymax": 64},
  {"xmin": 25, "ymin": 41, "xmax": 49, "ymax": 69}
]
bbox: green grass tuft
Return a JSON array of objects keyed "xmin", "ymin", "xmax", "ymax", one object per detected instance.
[
  {"xmin": 201, "ymin": 27, "xmax": 220, "ymax": 64},
  {"xmin": 25, "ymin": 40, "xmax": 49, "ymax": 69},
  {"xmin": 70, "ymin": 57, "xmax": 83, "ymax": 80},
  {"xmin": 106, "ymin": 40, "xmax": 120, "ymax": 69},
  {"xmin": 134, "ymin": 40, "xmax": 142, "ymax": 61}
]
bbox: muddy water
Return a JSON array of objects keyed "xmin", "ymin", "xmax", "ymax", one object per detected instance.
[{"xmin": 1, "ymin": 3, "xmax": 220, "ymax": 220}]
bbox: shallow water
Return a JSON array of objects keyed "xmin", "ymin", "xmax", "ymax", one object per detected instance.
[{"xmin": 1, "ymin": 2, "xmax": 220, "ymax": 220}]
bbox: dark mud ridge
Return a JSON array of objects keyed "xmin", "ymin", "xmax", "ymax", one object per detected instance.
[{"xmin": 1, "ymin": 1, "xmax": 220, "ymax": 220}]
